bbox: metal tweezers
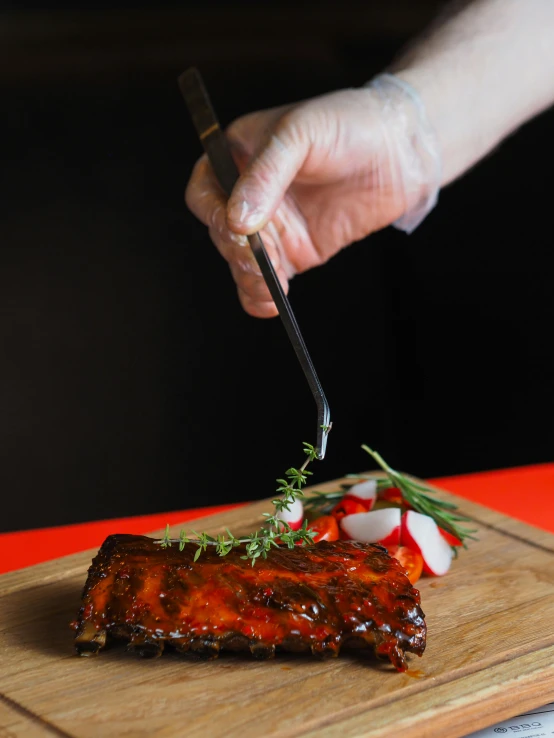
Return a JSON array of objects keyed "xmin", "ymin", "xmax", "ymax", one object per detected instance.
[{"xmin": 178, "ymin": 67, "xmax": 331, "ymax": 459}]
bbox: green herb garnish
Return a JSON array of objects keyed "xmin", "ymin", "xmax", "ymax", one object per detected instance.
[
  {"xmin": 156, "ymin": 442, "xmax": 318, "ymax": 564},
  {"xmin": 360, "ymin": 445, "xmax": 477, "ymax": 546},
  {"xmin": 304, "ymin": 446, "xmax": 477, "ymax": 547},
  {"xmin": 157, "ymin": 441, "xmax": 476, "ymax": 563}
]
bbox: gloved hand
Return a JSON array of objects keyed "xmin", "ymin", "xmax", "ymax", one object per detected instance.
[{"xmin": 185, "ymin": 74, "xmax": 441, "ymax": 318}]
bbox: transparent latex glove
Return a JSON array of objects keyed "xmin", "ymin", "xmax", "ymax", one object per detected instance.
[{"xmin": 185, "ymin": 73, "xmax": 441, "ymax": 318}]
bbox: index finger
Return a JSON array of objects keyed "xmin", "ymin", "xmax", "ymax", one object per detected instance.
[{"xmin": 185, "ymin": 154, "xmax": 229, "ymax": 231}]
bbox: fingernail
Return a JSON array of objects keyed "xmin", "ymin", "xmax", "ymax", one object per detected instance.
[
  {"xmin": 215, "ymin": 213, "xmax": 249, "ymax": 247},
  {"xmin": 228, "ymin": 198, "xmax": 264, "ymax": 229},
  {"xmin": 228, "ymin": 199, "xmax": 250, "ymax": 226},
  {"xmin": 228, "ymin": 231, "xmax": 249, "ymax": 247}
]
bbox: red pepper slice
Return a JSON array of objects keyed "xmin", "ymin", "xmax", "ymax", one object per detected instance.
[
  {"xmin": 379, "ymin": 487, "xmax": 405, "ymax": 506},
  {"xmin": 331, "ymin": 498, "xmax": 367, "ymax": 521}
]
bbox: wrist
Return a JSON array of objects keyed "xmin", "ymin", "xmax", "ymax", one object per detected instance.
[
  {"xmin": 389, "ymin": 65, "xmax": 494, "ymax": 187},
  {"xmin": 388, "ymin": 0, "xmax": 554, "ymax": 187},
  {"xmin": 363, "ymin": 73, "xmax": 442, "ymax": 234}
]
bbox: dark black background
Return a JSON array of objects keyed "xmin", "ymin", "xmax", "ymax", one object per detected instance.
[{"xmin": 1, "ymin": 1, "xmax": 552, "ymax": 532}]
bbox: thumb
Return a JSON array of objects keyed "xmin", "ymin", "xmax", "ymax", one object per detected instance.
[{"xmin": 226, "ymin": 113, "xmax": 309, "ymax": 234}]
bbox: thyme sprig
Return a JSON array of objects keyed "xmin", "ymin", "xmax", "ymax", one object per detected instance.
[{"xmin": 156, "ymin": 442, "xmax": 319, "ymax": 564}]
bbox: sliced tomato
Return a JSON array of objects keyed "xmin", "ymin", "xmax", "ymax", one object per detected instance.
[
  {"xmin": 379, "ymin": 487, "xmax": 404, "ymax": 505},
  {"xmin": 387, "ymin": 545, "xmax": 424, "ymax": 585},
  {"xmin": 438, "ymin": 527, "xmax": 463, "ymax": 547},
  {"xmin": 331, "ymin": 498, "xmax": 366, "ymax": 521},
  {"xmin": 308, "ymin": 515, "xmax": 340, "ymax": 543}
]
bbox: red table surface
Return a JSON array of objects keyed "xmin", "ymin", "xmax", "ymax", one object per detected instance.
[{"xmin": 1, "ymin": 463, "xmax": 553, "ymax": 576}]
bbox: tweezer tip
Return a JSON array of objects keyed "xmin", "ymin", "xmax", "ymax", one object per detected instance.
[{"xmin": 316, "ymin": 421, "xmax": 332, "ymax": 460}]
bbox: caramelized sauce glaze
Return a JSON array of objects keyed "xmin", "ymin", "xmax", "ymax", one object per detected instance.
[{"xmin": 73, "ymin": 535, "xmax": 426, "ymax": 671}]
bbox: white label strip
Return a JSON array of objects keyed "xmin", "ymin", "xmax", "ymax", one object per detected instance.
[{"xmin": 466, "ymin": 703, "xmax": 554, "ymax": 738}]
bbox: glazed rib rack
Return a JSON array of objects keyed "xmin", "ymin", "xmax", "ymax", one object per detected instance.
[{"xmin": 73, "ymin": 534, "xmax": 426, "ymax": 671}]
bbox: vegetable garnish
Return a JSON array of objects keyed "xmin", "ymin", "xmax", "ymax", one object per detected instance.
[
  {"xmin": 156, "ymin": 441, "xmax": 476, "ymax": 566},
  {"xmin": 307, "ymin": 515, "xmax": 340, "ymax": 543},
  {"xmin": 401, "ymin": 510, "xmax": 454, "ymax": 576},
  {"xmin": 331, "ymin": 498, "xmax": 367, "ymax": 521},
  {"xmin": 359, "ymin": 445, "xmax": 477, "ymax": 547},
  {"xmin": 304, "ymin": 479, "xmax": 393, "ymax": 516},
  {"xmin": 387, "ymin": 545, "xmax": 424, "ymax": 585},
  {"xmin": 343, "ymin": 479, "xmax": 377, "ymax": 510},
  {"xmin": 341, "ymin": 508, "xmax": 401, "ymax": 547}
]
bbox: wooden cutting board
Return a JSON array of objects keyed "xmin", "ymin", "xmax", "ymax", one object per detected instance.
[{"xmin": 1, "ymin": 475, "xmax": 554, "ymax": 738}]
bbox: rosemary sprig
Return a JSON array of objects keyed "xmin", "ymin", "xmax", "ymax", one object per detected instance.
[
  {"xmin": 156, "ymin": 442, "xmax": 318, "ymax": 564},
  {"xmin": 361, "ymin": 444, "xmax": 478, "ymax": 547}
]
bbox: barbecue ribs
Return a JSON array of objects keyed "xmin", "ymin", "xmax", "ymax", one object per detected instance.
[{"xmin": 73, "ymin": 534, "xmax": 426, "ymax": 671}]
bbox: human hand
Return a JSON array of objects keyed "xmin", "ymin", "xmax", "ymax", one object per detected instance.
[{"xmin": 185, "ymin": 75, "xmax": 440, "ymax": 317}]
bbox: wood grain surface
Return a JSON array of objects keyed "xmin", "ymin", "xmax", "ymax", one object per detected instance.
[{"xmin": 1, "ymin": 475, "xmax": 553, "ymax": 738}]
